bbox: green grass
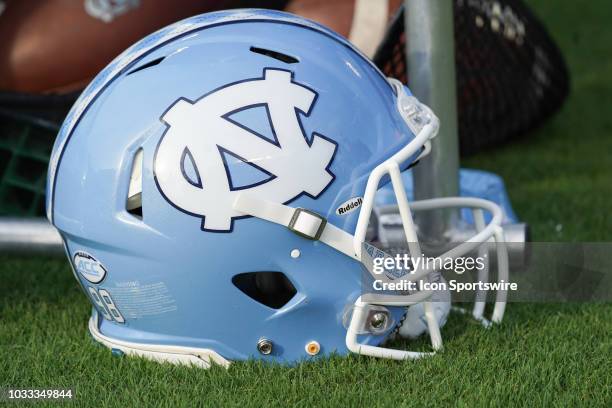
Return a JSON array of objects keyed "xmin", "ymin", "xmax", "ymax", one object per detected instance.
[{"xmin": 1, "ymin": 1, "xmax": 612, "ymax": 406}]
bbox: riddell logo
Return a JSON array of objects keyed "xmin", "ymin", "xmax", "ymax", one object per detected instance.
[{"xmin": 336, "ymin": 197, "xmax": 363, "ymax": 216}]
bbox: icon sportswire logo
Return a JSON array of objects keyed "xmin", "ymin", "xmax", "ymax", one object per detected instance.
[{"xmin": 154, "ymin": 68, "xmax": 337, "ymax": 232}]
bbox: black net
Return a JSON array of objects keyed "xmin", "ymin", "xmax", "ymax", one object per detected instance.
[
  {"xmin": 373, "ymin": 0, "xmax": 570, "ymax": 155},
  {"xmin": 0, "ymin": 91, "xmax": 77, "ymax": 216}
]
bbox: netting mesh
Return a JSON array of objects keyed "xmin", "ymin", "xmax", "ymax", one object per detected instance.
[
  {"xmin": 0, "ymin": 92, "xmax": 76, "ymax": 216},
  {"xmin": 373, "ymin": 0, "xmax": 569, "ymax": 155}
]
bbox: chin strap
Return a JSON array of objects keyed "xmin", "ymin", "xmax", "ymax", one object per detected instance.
[{"xmin": 233, "ymin": 194, "xmax": 359, "ymax": 261}]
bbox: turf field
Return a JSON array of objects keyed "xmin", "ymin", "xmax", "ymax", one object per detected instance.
[{"xmin": 1, "ymin": 1, "xmax": 611, "ymax": 406}]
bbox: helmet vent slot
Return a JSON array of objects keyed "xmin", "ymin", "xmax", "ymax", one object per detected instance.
[
  {"xmin": 126, "ymin": 56, "xmax": 166, "ymax": 76},
  {"xmin": 249, "ymin": 47, "xmax": 299, "ymax": 64},
  {"xmin": 232, "ymin": 272, "xmax": 297, "ymax": 309},
  {"xmin": 126, "ymin": 148, "xmax": 143, "ymax": 219}
]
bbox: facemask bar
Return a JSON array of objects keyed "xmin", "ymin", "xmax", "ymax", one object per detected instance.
[
  {"xmin": 345, "ymin": 79, "xmax": 509, "ymax": 360},
  {"xmin": 232, "ymin": 78, "xmax": 509, "ymax": 362}
]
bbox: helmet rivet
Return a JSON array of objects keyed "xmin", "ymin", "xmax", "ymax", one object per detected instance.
[
  {"xmin": 257, "ymin": 338, "xmax": 273, "ymax": 355},
  {"xmin": 305, "ymin": 341, "xmax": 320, "ymax": 356},
  {"xmin": 369, "ymin": 312, "xmax": 388, "ymax": 331},
  {"xmin": 290, "ymin": 249, "xmax": 301, "ymax": 258}
]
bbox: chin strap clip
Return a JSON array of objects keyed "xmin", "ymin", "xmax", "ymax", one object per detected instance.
[{"xmin": 287, "ymin": 208, "xmax": 327, "ymax": 240}]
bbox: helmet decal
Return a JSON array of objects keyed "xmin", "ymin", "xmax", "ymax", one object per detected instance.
[
  {"xmin": 73, "ymin": 251, "xmax": 108, "ymax": 284},
  {"xmin": 84, "ymin": 0, "xmax": 140, "ymax": 23},
  {"xmin": 154, "ymin": 68, "xmax": 338, "ymax": 232}
]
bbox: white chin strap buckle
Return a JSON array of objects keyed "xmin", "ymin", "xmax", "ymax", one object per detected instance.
[{"xmin": 288, "ymin": 208, "xmax": 327, "ymax": 240}]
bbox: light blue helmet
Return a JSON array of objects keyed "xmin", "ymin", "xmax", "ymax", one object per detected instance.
[{"xmin": 48, "ymin": 10, "xmax": 509, "ymax": 367}]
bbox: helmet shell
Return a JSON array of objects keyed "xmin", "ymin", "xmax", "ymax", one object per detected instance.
[{"xmin": 48, "ymin": 10, "xmax": 417, "ymax": 363}]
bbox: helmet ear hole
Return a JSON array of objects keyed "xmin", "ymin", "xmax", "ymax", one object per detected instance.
[{"xmin": 232, "ymin": 272, "xmax": 297, "ymax": 309}]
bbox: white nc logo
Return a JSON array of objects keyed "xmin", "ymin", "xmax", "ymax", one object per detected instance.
[{"xmin": 154, "ymin": 69, "xmax": 337, "ymax": 232}]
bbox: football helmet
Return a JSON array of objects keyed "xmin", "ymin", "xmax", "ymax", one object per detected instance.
[{"xmin": 48, "ymin": 10, "xmax": 508, "ymax": 368}]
